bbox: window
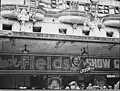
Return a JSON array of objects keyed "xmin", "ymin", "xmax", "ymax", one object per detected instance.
[
  {"xmin": 33, "ymin": 27, "xmax": 42, "ymax": 32},
  {"xmin": 106, "ymin": 32, "xmax": 113, "ymax": 37},
  {"xmin": 3, "ymin": 24, "xmax": 12, "ymax": 30},
  {"xmin": 59, "ymin": 28, "xmax": 67, "ymax": 34},
  {"xmin": 82, "ymin": 30, "xmax": 90, "ymax": 35}
]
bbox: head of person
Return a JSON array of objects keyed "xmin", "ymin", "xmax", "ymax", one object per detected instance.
[
  {"xmin": 72, "ymin": 56, "xmax": 81, "ymax": 67},
  {"xmin": 65, "ymin": 86, "xmax": 70, "ymax": 89},
  {"xmin": 69, "ymin": 81, "xmax": 77, "ymax": 89},
  {"xmin": 81, "ymin": 83, "xmax": 85, "ymax": 89},
  {"xmin": 108, "ymin": 86, "xmax": 112, "ymax": 89},
  {"xmin": 81, "ymin": 83, "xmax": 85, "ymax": 87},
  {"xmin": 88, "ymin": 83, "xmax": 92, "ymax": 86},
  {"xmin": 103, "ymin": 86, "xmax": 107, "ymax": 89}
]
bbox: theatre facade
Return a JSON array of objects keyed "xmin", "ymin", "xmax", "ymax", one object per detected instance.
[
  {"xmin": 0, "ymin": 34, "xmax": 119, "ymax": 89},
  {"xmin": 0, "ymin": 0, "xmax": 120, "ymax": 89}
]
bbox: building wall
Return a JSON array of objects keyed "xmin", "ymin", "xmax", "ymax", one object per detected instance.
[
  {"xmin": 1, "ymin": 0, "xmax": 120, "ymax": 38},
  {"xmin": 0, "ymin": 19, "xmax": 119, "ymax": 38}
]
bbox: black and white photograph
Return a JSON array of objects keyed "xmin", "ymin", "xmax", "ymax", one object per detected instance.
[{"xmin": 0, "ymin": 0, "xmax": 120, "ymax": 90}]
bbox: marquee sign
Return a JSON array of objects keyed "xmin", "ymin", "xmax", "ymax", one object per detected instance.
[{"xmin": 0, "ymin": 55, "xmax": 119, "ymax": 73}]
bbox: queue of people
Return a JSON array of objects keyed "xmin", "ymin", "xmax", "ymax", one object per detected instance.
[
  {"xmin": 86, "ymin": 83, "xmax": 109, "ymax": 90},
  {"xmin": 86, "ymin": 81, "xmax": 120, "ymax": 90},
  {"xmin": 64, "ymin": 80, "xmax": 120, "ymax": 90},
  {"xmin": 30, "ymin": 80, "xmax": 120, "ymax": 90}
]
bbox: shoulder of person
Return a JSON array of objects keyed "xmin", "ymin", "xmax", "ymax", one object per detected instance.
[{"xmin": 76, "ymin": 86, "xmax": 80, "ymax": 89}]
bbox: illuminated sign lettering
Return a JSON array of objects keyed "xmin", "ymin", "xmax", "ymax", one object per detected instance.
[
  {"xmin": 52, "ymin": 57, "xmax": 62, "ymax": 70},
  {"xmin": 85, "ymin": 58, "xmax": 110, "ymax": 68},
  {"xmin": 63, "ymin": 59, "xmax": 70, "ymax": 70},
  {"xmin": 36, "ymin": 58, "xmax": 47, "ymax": 70},
  {"xmin": 114, "ymin": 59, "xmax": 119, "ymax": 68},
  {"xmin": 80, "ymin": 66, "xmax": 94, "ymax": 74},
  {"xmin": 0, "ymin": 55, "xmax": 119, "ymax": 73}
]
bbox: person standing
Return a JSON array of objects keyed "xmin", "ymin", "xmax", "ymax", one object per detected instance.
[
  {"xmin": 86, "ymin": 83, "xmax": 93, "ymax": 90},
  {"xmin": 114, "ymin": 81, "xmax": 120, "ymax": 89},
  {"xmin": 69, "ymin": 81, "xmax": 80, "ymax": 90}
]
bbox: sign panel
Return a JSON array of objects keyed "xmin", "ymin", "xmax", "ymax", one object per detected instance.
[
  {"xmin": 0, "ymin": 55, "xmax": 72, "ymax": 71},
  {"xmin": 0, "ymin": 55, "xmax": 119, "ymax": 73}
]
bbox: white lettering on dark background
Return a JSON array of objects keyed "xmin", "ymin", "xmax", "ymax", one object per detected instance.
[
  {"xmin": 114, "ymin": 59, "xmax": 119, "ymax": 68},
  {"xmin": 52, "ymin": 57, "xmax": 62, "ymax": 70},
  {"xmin": 86, "ymin": 58, "xmax": 110, "ymax": 68},
  {"xmin": 11, "ymin": 56, "xmax": 70, "ymax": 70},
  {"xmin": 0, "ymin": 55, "xmax": 119, "ymax": 71}
]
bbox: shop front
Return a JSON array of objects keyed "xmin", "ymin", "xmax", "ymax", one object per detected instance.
[{"xmin": 0, "ymin": 54, "xmax": 119, "ymax": 89}]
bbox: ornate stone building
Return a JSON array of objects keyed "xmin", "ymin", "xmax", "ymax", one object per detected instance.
[{"xmin": 0, "ymin": 0, "xmax": 120, "ymax": 89}]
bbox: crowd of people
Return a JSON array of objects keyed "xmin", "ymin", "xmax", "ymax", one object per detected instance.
[
  {"xmin": 63, "ymin": 80, "xmax": 120, "ymax": 90},
  {"xmin": 21, "ymin": 80, "xmax": 119, "ymax": 90},
  {"xmin": 47, "ymin": 80, "xmax": 119, "ymax": 90}
]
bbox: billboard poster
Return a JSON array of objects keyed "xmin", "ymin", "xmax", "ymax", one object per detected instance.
[
  {"xmin": 0, "ymin": 54, "xmax": 119, "ymax": 73},
  {"xmin": 48, "ymin": 77, "xmax": 61, "ymax": 89}
]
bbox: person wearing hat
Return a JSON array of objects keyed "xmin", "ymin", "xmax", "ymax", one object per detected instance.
[
  {"xmin": 69, "ymin": 81, "xmax": 80, "ymax": 89},
  {"xmin": 86, "ymin": 83, "xmax": 93, "ymax": 90},
  {"xmin": 65, "ymin": 86, "xmax": 70, "ymax": 89}
]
